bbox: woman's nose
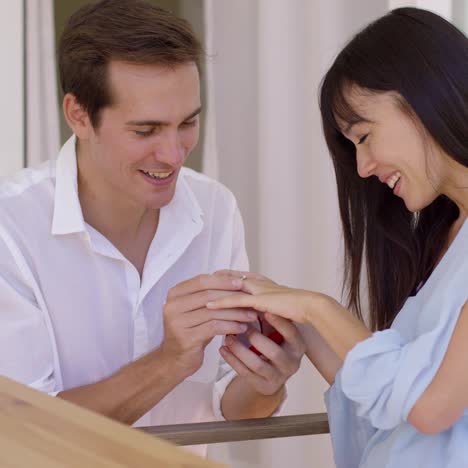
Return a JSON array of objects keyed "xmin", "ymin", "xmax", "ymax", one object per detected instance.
[{"xmin": 356, "ymin": 148, "xmax": 377, "ymax": 178}]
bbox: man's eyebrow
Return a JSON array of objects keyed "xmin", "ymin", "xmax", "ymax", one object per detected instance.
[
  {"xmin": 183, "ymin": 106, "xmax": 203, "ymax": 121},
  {"xmin": 126, "ymin": 106, "xmax": 202, "ymax": 126}
]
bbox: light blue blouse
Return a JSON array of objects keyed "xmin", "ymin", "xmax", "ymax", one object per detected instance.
[{"xmin": 325, "ymin": 220, "xmax": 468, "ymax": 468}]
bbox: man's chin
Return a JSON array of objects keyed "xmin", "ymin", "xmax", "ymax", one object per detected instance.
[
  {"xmin": 137, "ymin": 169, "xmax": 180, "ymax": 210},
  {"xmin": 144, "ymin": 189, "xmax": 177, "ymax": 211}
]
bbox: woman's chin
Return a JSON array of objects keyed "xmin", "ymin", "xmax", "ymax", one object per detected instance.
[{"xmin": 404, "ymin": 195, "xmax": 434, "ymax": 213}]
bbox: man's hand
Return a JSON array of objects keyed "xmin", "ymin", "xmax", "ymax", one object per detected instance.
[
  {"xmin": 221, "ymin": 312, "xmax": 305, "ymax": 396},
  {"xmin": 58, "ymin": 273, "xmax": 256, "ymax": 425},
  {"xmin": 159, "ymin": 274, "xmax": 259, "ymax": 378}
]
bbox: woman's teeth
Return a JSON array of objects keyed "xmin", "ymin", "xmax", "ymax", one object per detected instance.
[
  {"xmin": 387, "ymin": 172, "xmax": 401, "ymax": 189},
  {"xmin": 142, "ymin": 170, "xmax": 173, "ymax": 180}
]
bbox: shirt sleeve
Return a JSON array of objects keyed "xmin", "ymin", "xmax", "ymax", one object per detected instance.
[
  {"xmin": 212, "ymin": 202, "xmax": 287, "ymax": 419},
  {"xmin": 324, "ymin": 369, "xmax": 377, "ymax": 468},
  {"xmin": 0, "ymin": 235, "xmax": 57, "ymax": 395},
  {"xmin": 339, "ymin": 292, "xmax": 466, "ymax": 431}
]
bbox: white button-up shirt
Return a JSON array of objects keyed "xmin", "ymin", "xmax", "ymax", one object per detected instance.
[{"xmin": 0, "ymin": 136, "xmax": 248, "ymax": 455}]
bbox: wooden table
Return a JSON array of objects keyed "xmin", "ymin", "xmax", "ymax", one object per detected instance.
[{"xmin": 0, "ymin": 376, "xmax": 224, "ymax": 468}]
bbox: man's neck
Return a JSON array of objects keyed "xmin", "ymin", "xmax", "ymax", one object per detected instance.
[{"xmin": 76, "ymin": 143, "xmax": 159, "ymax": 275}]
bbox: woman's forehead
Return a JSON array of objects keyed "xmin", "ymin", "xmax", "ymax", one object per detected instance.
[
  {"xmin": 333, "ymin": 86, "xmax": 398, "ymax": 133},
  {"xmin": 331, "ymin": 85, "xmax": 369, "ymax": 132}
]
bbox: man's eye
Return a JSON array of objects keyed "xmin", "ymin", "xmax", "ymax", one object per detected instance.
[
  {"xmin": 134, "ymin": 129, "xmax": 154, "ymax": 137},
  {"xmin": 181, "ymin": 119, "xmax": 197, "ymax": 128},
  {"xmin": 357, "ymin": 134, "xmax": 369, "ymax": 145}
]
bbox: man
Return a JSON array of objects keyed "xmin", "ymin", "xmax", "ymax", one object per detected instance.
[{"xmin": 0, "ymin": 0, "xmax": 304, "ymax": 455}]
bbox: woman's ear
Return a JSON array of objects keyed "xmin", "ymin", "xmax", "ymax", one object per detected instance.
[{"xmin": 62, "ymin": 93, "xmax": 92, "ymax": 140}]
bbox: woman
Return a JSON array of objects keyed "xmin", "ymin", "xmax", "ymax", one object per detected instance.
[{"xmin": 207, "ymin": 7, "xmax": 468, "ymax": 468}]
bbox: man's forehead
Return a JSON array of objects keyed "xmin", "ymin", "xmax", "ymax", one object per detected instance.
[
  {"xmin": 125, "ymin": 105, "xmax": 202, "ymax": 127},
  {"xmin": 108, "ymin": 60, "xmax": 183, "ymax": 80},
  {"xmin": 106, "ymin": 60, "xmax": 200, "ymax": 113}
]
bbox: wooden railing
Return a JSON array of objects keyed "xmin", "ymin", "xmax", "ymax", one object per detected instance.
[{"xmin": 140, "ymin": 413, "xmax": 329, "ymax": 446}]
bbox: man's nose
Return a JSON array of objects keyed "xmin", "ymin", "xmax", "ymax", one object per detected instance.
[{"xmin": 152, "ymin": 131, "xmax": 185, "ymax": 167}]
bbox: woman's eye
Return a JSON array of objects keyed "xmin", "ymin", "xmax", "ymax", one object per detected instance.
[{"xmin": 357, "ymin": 134, "xmax": 369, "ymax": 145}]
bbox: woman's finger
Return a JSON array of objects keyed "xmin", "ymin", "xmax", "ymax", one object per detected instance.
[
  {"xmin": 213, "ymin": 269, "xmax": 269, "ymax": 281},
  {"xmin": 240, "ymin": 278, "xmax": 279, "ymax": 295},
  {"xmin": 211, "ymin": 287, "xmax": 317, "ymax": 325},
  {"xmin": 207, "ymin": 292, "xmax": 267, "ymax": 312},
  {"xmin": 207, "ymin": 292, "xmax": 301, "ymax": 322},
  {"xmin": 167, "ymin": 289, "xmax": 249, "ymax": 315}
]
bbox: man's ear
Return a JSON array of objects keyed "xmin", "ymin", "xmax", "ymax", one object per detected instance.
[{"xmin": 62, "ymin": 93, "xmax": 93, "ymax": 139}]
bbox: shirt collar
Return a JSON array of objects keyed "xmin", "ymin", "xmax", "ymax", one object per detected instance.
[
  {"xmin": 51, "ymin": 135, "xmax": 204, "ymax": 236},
  {"xmin": 165, "ymin": 168, "xmax": 204, "ymax": 225},
  {"xmin": 51, "ymin": 135, "xmax": 86, "ymax": 235}
]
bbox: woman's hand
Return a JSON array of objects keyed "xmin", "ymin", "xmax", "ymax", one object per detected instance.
[
  {"xmin": 207, "ymin": 272, "xmax": 332, "ymax": 325},
  {"xmin": 210, "ymin": 270, "xmax": 371, "ymax": 384}
]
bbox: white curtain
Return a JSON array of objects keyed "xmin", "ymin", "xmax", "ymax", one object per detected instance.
[
  {"xmin": 388, "ymin": 0, "xmax": 452, "ymax": 18},
  {"xmin": 453, "ymin": 0, "xmax": 468, "ymax": 31},
  {"xmin": 202, "ymin": 1, "xmax": 388, "ymax": 467},
  {"xmin": 25, "ymin": 0, "xmax": 60, "ymax": 167},
  {"xmin": 201, "ymin": 0, "xmax": 219, "ymax": 180},
  {"xmin": 0, "ymin": 0, "xmax": 24, "ymax": 176}
]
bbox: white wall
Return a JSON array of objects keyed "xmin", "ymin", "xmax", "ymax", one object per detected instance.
[{"xmin": 0, "ymin": 0, "xmax": 24, "ymax": 176}]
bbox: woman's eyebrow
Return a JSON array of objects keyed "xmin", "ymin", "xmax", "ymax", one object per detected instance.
[{"xmin": 343, "ymin": 117, "xmax": 372, "ymax": 136}]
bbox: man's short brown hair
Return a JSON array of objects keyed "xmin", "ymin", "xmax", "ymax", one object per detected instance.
[{"xmin": 58, "ymin": 0, "xmax": 203, "ymax": 127}]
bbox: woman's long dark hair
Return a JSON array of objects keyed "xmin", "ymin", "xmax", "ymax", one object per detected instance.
[{"xmin": 319, "ymin": 8, "xmax": 468, "ymax": 330}]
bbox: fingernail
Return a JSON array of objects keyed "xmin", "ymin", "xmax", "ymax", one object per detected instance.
[
  {"xmin": 225, "ymin": 336, "xmax": 234, "ymax": 346},
  {"xmin": 247, "ymin": 312, "xmax": 257, "ymax": 320},
  {"xmin": 232, "ymin": 279, "xmax": 242, "ymax": 288}
]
